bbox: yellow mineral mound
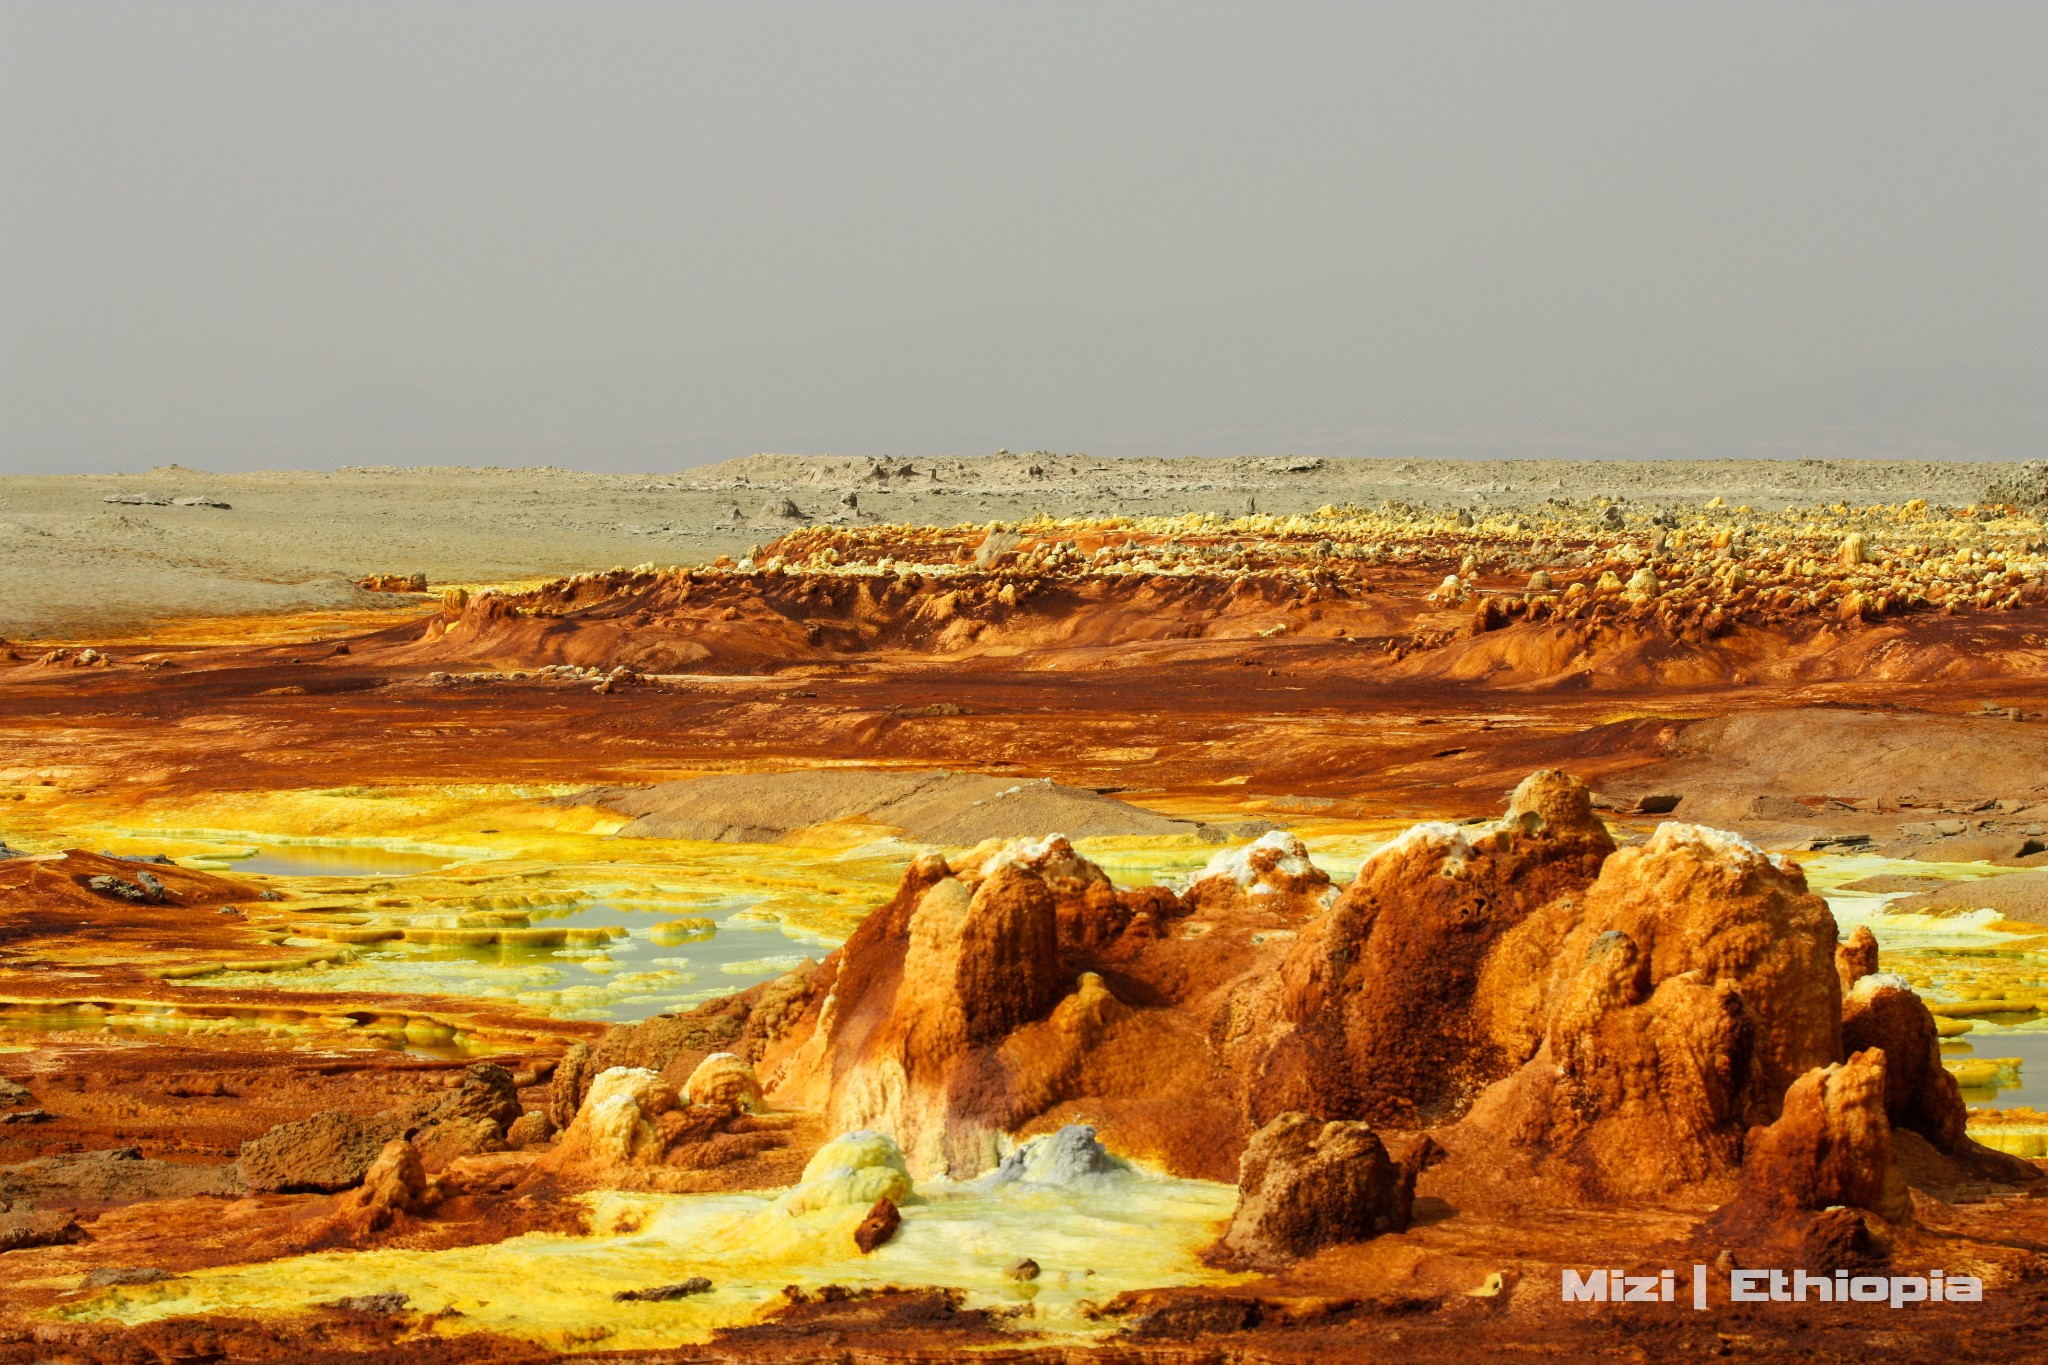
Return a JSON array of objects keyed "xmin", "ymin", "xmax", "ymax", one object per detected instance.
[
  {"xmin": 778, "ymin": 1130, "xmax": 914, "ymax": 1216},
  {"xmin": 683, "ymin": 1052, "xmax": 763, "ymax": 1112},
  {"xmin": 553, "ymin": 1066, "xmax": 676, "ymax": 1168}
]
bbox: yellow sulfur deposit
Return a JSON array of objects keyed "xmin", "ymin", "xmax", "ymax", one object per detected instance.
[
  {"xmin": 1946, "ymin": 1056, "xmax": 2025, "ymax": 1091},
  {"xmin": 62, "ymin": 1159, "xmax": 1246, "ymax": 1352},
  {"xmin": 1964, "ymin": 1107, "xmax": 2048, "ymax": 1160}
]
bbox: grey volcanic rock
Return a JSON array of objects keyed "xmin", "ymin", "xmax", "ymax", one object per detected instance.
[
  {"xmin": 5, "ymin": 458, "xmax": 2031, "ymax": 638},
  {"xmin": 982, "ymin": 1124, "xmax": 1125, "ymax": 1189},
  {"xmin": 1984, "ymin": 461, "xmax": 2047, "ymax": 514},
  {"xmin": 614, "ymin": 1278, "xmax": 712, "ymax": 1302},
  {"xmin": 1618, "ymin": 709, "xmax": 2048, "ymax": 827}
]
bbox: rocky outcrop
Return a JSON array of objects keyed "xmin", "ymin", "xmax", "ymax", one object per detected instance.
[
  {"xmin": 1214, "ymin": 1113, "xmax": 1436, "ymax": 1267},
  {"xmin": 774, "ymin": 843, "xmax": 1083, "ymax": 1176},
  {"xmin": 239, "ymin": 1110, "xmax": 403, "ymax": 1194},
  {"xmin": 1707, "ymin": 1050, "xmax": 1909, "ymax": 1266},
  {"xmin": 1184, "ymin": 830, "xmax": 1335, "ymax": 918},
  {"xmin": 0, "ymin": 1207, "xmax": 86, "ymax": 1252},
  {"xmin": 402, "ymin": 1062, "xmax": 523, "ymax": 1167},
  {"xmin": 419, "ymin": 1063, "xmax": 523, "ymax": 1132},
  {"xmin": 1840, "ymin": 974, "xmax": 1963, "ymax": 1151},
  {"xmin": 545, "ymin": 1064, "xmax": 781, "ymax": 1178},
  {"xmin": 682, "ymin": 1053, "xmax": 762, "ymax": 1112},
  {"xmin": 762, "ymin": 832, "xmax": 1236, "ymax": 1178},
  {"xmin": 754, "ymin": 772, "xmax": 2024, "ymax": 1227},
  {"xmin": 1835, "ymin": 923, "xmax": 1879, "ymax": 993},
  {"xmin": 1544, "ymin": 823, "xmax": 1840, "ymax": 1127},
  {"xmin": 952, "ymin": 834, "xmax": 1137, "ymax": 951},
  {"xmin": 1839, "ymin": 973, "xmax": 2040, "ymax": 1183},
  {"xmin": 334, "ymin": 1140, "xmax": 433, "ymax": 1238},
  {"xmin": 549, "ymin": 1042, "xmax": 594, "ymax": 1129},
  {"xmin": 0, "ymin": 1148, "xmax": 243, "ymax": 1205},
  {"xmin": 541, "ymin": 972, "xmax": 820, "ymax": 1129},
  {"xmin": 1426, "ymin": 817, "xmax": 1845, "ymax": 1206},
  {"xmin": 505, "ymin": 1111, "xmax": 556, "ymax": 1149},
  {"xmin": 1250, "ymin": 771, "xmax": 1616, "ymax": 1129},
  {"xmin": 915, "ymin": 862, "xmax": 1065, "ymax": 1049},
  {"xmin": 1455, "ymin": 931, "xmax": 1755, "ymax": 1203},
  {"xmin": 551, "ymin": 1067, "xmax": 677, "ymax": 1169}
]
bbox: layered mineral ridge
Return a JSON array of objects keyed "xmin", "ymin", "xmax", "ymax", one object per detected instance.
[{"xmin": 1, "ymin": 467, "xmax": 2046, "ymax": 1361}]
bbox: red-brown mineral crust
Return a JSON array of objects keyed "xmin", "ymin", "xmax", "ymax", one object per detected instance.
[
  {"xmin": 1214, "ymin": 1112, "xmax": 1438, "ymax": 1267},
  {"xmin": 334, "ymin": 1138, "xmax": 433, "ymax": 1238},
  {"xmin": 1250, "ymin": 770, "xmax": 1616, "ymax": 1129},
  {"xmin": 852, "ymin": 1195, "xmax": 901, "ymax": 1253},
  {"xmin": 1836, "ymin": 922, "xmax": 1881, "ymax": 992},
  {"xmin": 1706, "ymin": 1049, "xmax": 1910, "ymax": 1268}
]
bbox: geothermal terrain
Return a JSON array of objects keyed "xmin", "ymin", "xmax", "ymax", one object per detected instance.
[{"xmin": 1, "ymin": 455, "xmax": 2046, "ymax": 1362}]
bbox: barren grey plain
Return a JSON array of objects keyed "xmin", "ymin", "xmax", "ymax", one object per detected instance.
[{"xmin": 1, "ymin": 454, "xmax": 2039, "ymax": 640}]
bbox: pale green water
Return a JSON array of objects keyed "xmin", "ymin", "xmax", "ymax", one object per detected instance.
[
  {"xmin": 228, "ymin": 846, "xmax": 455, "ymax": 878},
  {"xmin": 1809, "ymin": 850, "xmax": 2046, "ymax": 1110},
  {"xmin": 214, "ymin": 899, "xmax": 831, "ymax": 1022}
]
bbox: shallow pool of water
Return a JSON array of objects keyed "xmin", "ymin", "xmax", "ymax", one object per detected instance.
[
  {"xmin": 227, "ymin": 846, "xmax": 456, "ymax": 878},
  {"xmin": 0, "ymin": 1002, "xmax": 501, "ymax": 1060},
  {"xmin": 1809, "ymin": 851, "xmax": 2048, "ymax": 1110},
  {"xmin": 237, "ymin": 899, "xmax": 826, "ymax": 1023},
  {"xmin": 378, "ymin": 900, "xmax": 822, "ymax": 1021},
  {"xmin": 1944, "ymin": 1026, "xmax": 2048, "ymax": 1111}
]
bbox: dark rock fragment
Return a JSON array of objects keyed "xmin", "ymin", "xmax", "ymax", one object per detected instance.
[
  {"xmin": 853, "ymin": 1196, "xmax": 900, "ymax": 1254},
  {"xmin": 614, "ymin": 1277, "xmax": 712, "ymax": 1302}
]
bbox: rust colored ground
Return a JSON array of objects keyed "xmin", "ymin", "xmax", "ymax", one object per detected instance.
[{"xmin": 3, "ymin": 528, "xmax": 2046, "ymax": 1361}]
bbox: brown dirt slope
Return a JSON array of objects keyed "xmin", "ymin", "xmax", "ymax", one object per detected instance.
[
  {"xmin": 562, "ymin": 768, "xmax": 1203, "ymax": 844},
  {"xmin": 1885, "ymin": 870, "xmax": 2048, "ymax": 923}
]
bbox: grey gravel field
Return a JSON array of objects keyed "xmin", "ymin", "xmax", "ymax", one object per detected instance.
[{"xmin": 0, "ymin": 454, "xmax": 2034, "ymax": 640}]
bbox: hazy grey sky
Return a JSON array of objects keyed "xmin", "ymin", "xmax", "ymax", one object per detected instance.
[{"xmin": 3, "ymin": 1, "xmax": 2043, "ymax": 474}]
